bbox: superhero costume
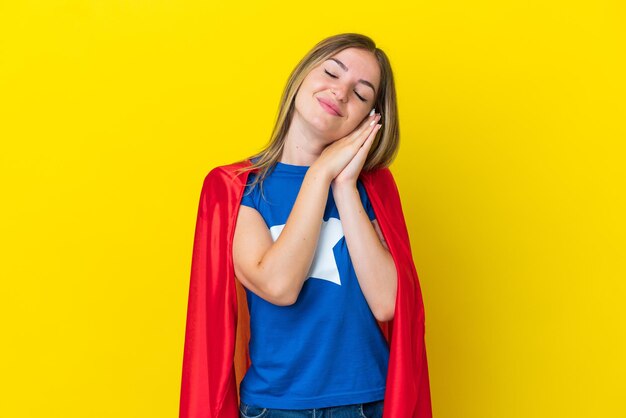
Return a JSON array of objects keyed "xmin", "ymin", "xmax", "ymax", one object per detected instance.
[{"xmin": 179, "ymin": 158, "xmax": 433, "ymax": 418}]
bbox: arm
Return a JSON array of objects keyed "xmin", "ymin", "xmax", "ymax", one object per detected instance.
[
  {"xmin": 233, "ymin": 166, "xmax": 332, "ymax": 305},
  {"xmin": 331, "ymin": 183, "xmax": 397, "ymax": 321}
]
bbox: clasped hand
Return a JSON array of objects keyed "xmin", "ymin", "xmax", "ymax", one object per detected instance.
[{"xmin": 312, "ymin": 112, "xmax": 382, "ymax": 189}]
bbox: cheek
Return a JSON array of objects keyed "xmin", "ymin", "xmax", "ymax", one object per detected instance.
[
  {"xmin": 347, "ymin": 118, "xmax": 363, "ymax": 133},
  {"xmin": 304, "ymin": 73, "xmax": 330, "ymax": 93},
  {"xmin": 296, "ymin": 89, "xmax": 315, "ymax": 111},
  {"xmin": 350, "ymin": 108, "xmax": 370, "ymax": 125},
  {"xmin": 297, "ymin": 79, "xmax": 320, "ymax": 104},
  {"xmin": 298, "ymin": 80, "xmax": 329, "ymax": 109}
]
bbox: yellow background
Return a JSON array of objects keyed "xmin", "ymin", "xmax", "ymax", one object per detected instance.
[{"xmin": 1, "ymin": 1, "xmax": 624, "ymax": 417}]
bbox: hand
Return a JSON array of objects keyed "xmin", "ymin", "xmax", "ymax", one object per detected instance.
[
  {"xmin": 332, "ymin": 114, "xmax": 382, "ymax": 188},
  {"xmin": 311, "ymin": 112, "xmax": 382, "ymax": 184}
]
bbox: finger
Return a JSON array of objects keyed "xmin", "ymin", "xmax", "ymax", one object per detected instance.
[
  {"xmin": 354, "ymin": 113, "xmax": 379, "ymax": 134},
  {"xmin": 362, "ymin": 123, "xmax": 382, "ymax": 149},
  {"xmin": 351, "ymin": 113, "xmax": 381, "ymax": 141},
  {"xmin": 349, "ymin": 123, "xmax": 380, "ymax": 163},
  {"xmin": 356, "ymin": 121, "xmax": 381, "ymax": 148},
  {"xmin": 350, "ymin": 124, "xmax": 380, "ymax": 168}
]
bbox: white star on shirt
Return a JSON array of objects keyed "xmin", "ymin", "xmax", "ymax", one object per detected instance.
[{"xmin": 269, "ymin": 217, "xmax": 344, "ymax": 286}]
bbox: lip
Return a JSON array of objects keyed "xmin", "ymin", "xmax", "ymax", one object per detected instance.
[{"xmin": 317, "ymin": 98, "xmax": 342, "ymax": 116}]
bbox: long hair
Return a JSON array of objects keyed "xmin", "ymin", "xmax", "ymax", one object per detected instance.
[{"xmin": 234, "ymin": 33, "xmax": 400, "ymax": 198}]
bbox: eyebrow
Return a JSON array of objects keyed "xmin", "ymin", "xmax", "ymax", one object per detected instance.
[{"xmin": 327, "ymin": 58, "xmax": 377, "ymax": 96}]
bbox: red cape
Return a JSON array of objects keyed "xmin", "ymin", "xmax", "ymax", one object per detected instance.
[{"xmin": 179, "ymin": 159, "xmax": 432, "ymax": 418}]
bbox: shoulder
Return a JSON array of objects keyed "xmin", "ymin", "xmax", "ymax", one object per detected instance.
[
  {"xmin": 194, "ymin": 159, "xmax": 256, "ymax": 219},
  {"xmin": 202, "ymin": 158, "xmax": 255, "ymax": 188},
  {"xmin": 195, "ymin": 160, "xmax": 256, "ymax": 213}
]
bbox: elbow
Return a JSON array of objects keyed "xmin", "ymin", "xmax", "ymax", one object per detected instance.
[
  {"xmin": 255, "ymin": 257, "xmax": 299, "ymax": 306},
  {"xmin": 375, "ymin": 305, "xmax": 395, "ymax": 322},
  {"xmin": 374, "ymin": 283, "xmax": 397, "ymax": 322},
  {"xmin": 266, "ymin": 278, "xmax": 299, "ymax": 306},
  {"xmin": 274, "ymin": 291, "xmax": 298, "ymax": 307}
]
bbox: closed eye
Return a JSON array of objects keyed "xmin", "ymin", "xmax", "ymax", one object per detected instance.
[
  {"xmin": 324, "ymin": 69, "xmax": 337, "ymax": 79},
  {"xmin": 324, "ymin": 69, "xmax": 367, "ymax": 102}
]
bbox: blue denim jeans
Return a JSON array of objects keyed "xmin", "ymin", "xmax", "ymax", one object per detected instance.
[{"xmin": 239, "ymin": 399, "xmax": 384, "ymax": 418}]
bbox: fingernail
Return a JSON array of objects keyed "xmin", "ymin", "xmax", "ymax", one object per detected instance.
[
  {"xmin": 369, "ymin": 119, "xmax": 376, "ymax": 126},
  {"xmin": 369, "ymin": 108, "xmax": 375, "ymax": 116}
]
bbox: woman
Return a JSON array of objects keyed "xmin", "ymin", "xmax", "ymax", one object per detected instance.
[{"xmin": 180, "ymin": 33, "xmax": 432, "ymax": 418}]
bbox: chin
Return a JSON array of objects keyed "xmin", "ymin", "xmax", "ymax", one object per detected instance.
[
  {"xmin": 306, "ymin": 111, "xmax": 336, "ymax": 131},
  {"xmin": 295, "ymin": 105, "xmax": 343, "ymax": 137}
]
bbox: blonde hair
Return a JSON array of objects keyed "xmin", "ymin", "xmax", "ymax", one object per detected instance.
[{"xmin": 234, "ymin": 32, "xmax": 400, "ymax": 198}]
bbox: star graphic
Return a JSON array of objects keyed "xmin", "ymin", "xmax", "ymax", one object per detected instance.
[{"xmin": 269, "ymin": 217, "xmax": 344, "ymax": 286}]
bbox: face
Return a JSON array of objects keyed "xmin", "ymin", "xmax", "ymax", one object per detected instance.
[{"xmin": 293, "ymin": 47, "xmax": 381, "ymax": 141}]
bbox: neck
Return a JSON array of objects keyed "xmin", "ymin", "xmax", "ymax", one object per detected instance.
[{"xmin": 280, "ymin": 113, "xmax": 331, "ymax": 166}]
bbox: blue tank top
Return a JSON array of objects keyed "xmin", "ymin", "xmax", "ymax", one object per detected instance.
[{"xmin": 238, "ymin": 160, "xmax": 389, "ymax": 409}]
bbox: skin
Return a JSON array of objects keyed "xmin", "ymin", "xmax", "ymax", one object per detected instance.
[
  {"xmin": 282, "ymin": 47, "xmax": 382, "ymax": 168},
  {"xmin": 233, "ymin": 47, "xmax": 397, "ymax": 321}
]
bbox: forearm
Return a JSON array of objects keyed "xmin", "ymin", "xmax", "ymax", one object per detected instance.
[
  {"xmin": 259, "ymin": 167, "xmax": 332, "ymax": 303},
  {"xmin": 332, "ymin": 182, "xmax": 397, "ymax": 321}
]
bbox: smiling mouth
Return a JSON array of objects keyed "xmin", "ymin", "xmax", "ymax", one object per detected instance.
[{"xmin": 317, "ymin": 98, "xmax": 342, "ymax": 116}]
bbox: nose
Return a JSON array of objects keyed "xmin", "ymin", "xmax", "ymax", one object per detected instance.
[{"xmin": 331, "ymin": 84, "xmax": 349, "ymax": 102}]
